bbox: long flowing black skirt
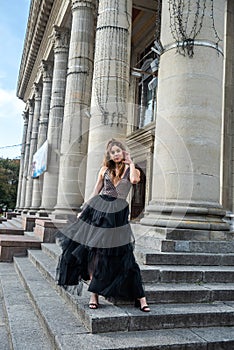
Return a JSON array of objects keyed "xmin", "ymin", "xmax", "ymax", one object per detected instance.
[{"xmin": 56, "ymin": 194, "xmax": 145, "ymax": 301}]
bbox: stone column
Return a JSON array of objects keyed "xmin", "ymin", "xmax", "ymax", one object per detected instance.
[
  {"xmin": 84, "ymin": 0, "xmax": 133, "ymax": 200},
  {"xmin": 53, "ymin": 0, "xmax": 96, "ymax": 217},
  {"xmin": 31, "ymin": 60, "xmax": 53, "ymax": 213},
  {"xmin": 24, "ymin": 83, "xmax": 42, "ymax": 210},
  {"xmin": 20, "ymin": 100, "xmax": 34, "ymax": 210},
  {"xmin": 221, "ymin": 0, "xmax": 234, "ymax": 211},
  {"xmin": 16, "ymin": 111, "xmax": 28, "ymax": 210},
  {"xmin": 141, "ymin": 0, "xmax": 229, "ymax": 237},
  {"xmin": 39, "ymin": 26, "xmax": 70, "ymax": 214}
]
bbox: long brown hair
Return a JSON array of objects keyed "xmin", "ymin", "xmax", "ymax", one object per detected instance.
[{"xmin": 103, "ymin": 139, "xmax": 126, "ymax": 182}]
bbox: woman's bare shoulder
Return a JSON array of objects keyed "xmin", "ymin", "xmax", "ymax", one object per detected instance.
[{"xmin": 99, "ymin": 166, "xmax": 108, "ymax": 177}]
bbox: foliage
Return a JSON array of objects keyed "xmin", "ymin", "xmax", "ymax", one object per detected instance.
[{"xmin": 0, "ymin": 158, "xmax": 20, "ymax": 210}]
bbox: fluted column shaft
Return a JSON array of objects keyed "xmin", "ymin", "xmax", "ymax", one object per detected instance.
[
  {"xmin": 53, "ymin": 0, "xmax": 96, "ymax": 217},
  {"xmin": 141, "ymin": 0, "xmax": 229, "ymax": 234},
  {"xmin": 84, "ymin": 0, "xmax": 132, "ymax": 200},
  {"xmin": 24, "ymin": 83, "xmax": 42, "ymax": 210},
  {"xmin": 31, "ymin": 61, "xmax": 53, "ymax": 212},
  {"xmin": 20, "ymin": 100, "xmax": 34, "ymax": 209},
  {"xmin": 39, "ymin": 26, "xmax": 70, "ymax": 214},
  {"xmin": 16, "ymin": 111, "xmax": 28, "ymax": 210}
]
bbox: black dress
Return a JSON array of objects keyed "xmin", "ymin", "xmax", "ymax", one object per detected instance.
[{"xmin": 56, "ymin": 167, "xmax": 145, "ymax": 301}]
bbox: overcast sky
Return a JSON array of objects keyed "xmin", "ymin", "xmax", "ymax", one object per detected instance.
[{"xmin": 0, "ymin": 0, "xmax": 30, "ymax": 159}]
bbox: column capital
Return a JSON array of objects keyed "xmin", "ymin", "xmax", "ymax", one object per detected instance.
[
  {"xmin": 33, "ymin": 82, "xmax": 42, "ymax": 101},
  {"xmin": 71, "ymin": 0, "xmax": 96, "ymax": 12},
  {"xmin": 51, "ymin": 25, "xmax": 70, "ymax": 53},
  {"xmin": 27, "ymin": 99, "xmax": 34, "ymax": 113},
  {"xmin": 22, "ymin": 110, "xmax": 29, "ymax": 122},
  {"xmin": 40, "ymin": 60, "xmax": 53, "ymax": 81}
]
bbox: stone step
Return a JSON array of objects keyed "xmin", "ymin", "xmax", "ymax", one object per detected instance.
[
  {"xmin": 13, "ymin": 257, "xmax": 90, "ymax": 346},
  {"xmin": 39, "ymin": 243, "xmax": 234, "ymax": 284},
  {"xmin": 0, "ymin": 279, "xmax": 11, "ymax": 350},
  {"xmin": 14, "ymin": 256, "xmax": 96, "ymax": 332},
  {"xmin": 161, "ymin": 239, "xmax": 234, "ymax": 253},
  {"xmin": 136, "ymin": 247, "xmax": 234, "ymax": 266},
  {"xmin": 43, "ymin": 242, "xmax": 234, "ymax": 267},
  {"xmin": 145, "ymin": 282, "xmax": 234, "ymax": 304},
  {"xmin": 0, "ymin": 221, "xmax": 24, "ymax": 235},
  {"xmin": 0, "ymin": 235, "xmax": 42, "ymax": 262},
  {"xmin": 0, "ymin": 219, "xmax": 24, "ymax": 235},
  {"xmin": 0, "ymin": 263, "xmax": 53, "ymax": 350},
  {"xmin": 13, "ymin": 254, "xmax": 234, "ymax": 335},
  {"xmin": 10, "ymin": 217, "xmax": 24, "ymax": 228},
  {"xmin": 1, "ymin": 220, "xmax": 20, "ymax": 228},
  {"xmin": 55, "ymin": 326, "xmax": 234, "ymax": 349}
]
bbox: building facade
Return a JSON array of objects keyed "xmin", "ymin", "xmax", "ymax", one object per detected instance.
[{"xmin": 16, "ymin": 0, "xmax": 234, "ymax": 240}]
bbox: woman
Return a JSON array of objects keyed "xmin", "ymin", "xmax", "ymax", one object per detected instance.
[{"xmin": 56, "ymin": 139, "xmax": 150, "ymax": 312}]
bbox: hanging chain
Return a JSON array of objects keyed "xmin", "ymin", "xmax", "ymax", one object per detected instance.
[
  {"xmin": 168, "ymin": 0, "xmax": 222, "ymax": 57},
  {"xmin": 210, "ymin": 0, "xmax": 222, "ymax": 45}
]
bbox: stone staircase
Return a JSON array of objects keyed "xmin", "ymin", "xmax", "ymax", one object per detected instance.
[
  {"xmin": 0, "ymin": 216, "xmax": 42, "ymax": 262},
  {"xmin": 1, "ymin": 237, "xmax": 234, "ymax": 348},
  {"xmin": 0, "ymin": 217, "xmax": 24, "ymax": 235}
]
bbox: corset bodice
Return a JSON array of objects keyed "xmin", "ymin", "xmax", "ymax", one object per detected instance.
[{"xmin": 100, "ymin": 167, "xmax": 131, "ymax": 199}]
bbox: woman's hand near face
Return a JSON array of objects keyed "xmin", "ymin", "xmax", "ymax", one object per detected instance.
[
  {"xmin": 123, "ymin": 151, "xmax": 140, "ymax": 184},
  {"xmin": 123, "ymin": 151, "xmax": 133, "ymax": 165}
]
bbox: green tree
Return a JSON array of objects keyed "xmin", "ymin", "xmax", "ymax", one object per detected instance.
[{"xmin": 0, "ymin": 158, "xmax": 20, "ymax": 210}]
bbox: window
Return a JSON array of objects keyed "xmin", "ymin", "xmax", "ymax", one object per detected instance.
[{"xmin": 136, "ymin": 45, "xmax": 158, "ymax": 129}]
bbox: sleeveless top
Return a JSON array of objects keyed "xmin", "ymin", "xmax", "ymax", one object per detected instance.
[{"xmin": 100, "ymin": 167, "xmax": 132, "ymax": 200}]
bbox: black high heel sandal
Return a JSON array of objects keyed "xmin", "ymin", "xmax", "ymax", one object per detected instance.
[{"xmin": 134, "ymin": 299, "xmax": 151, "ymax": 312}]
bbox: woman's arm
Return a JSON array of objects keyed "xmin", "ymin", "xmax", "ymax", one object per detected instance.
[
  {"xmin": 123, "ymin": 152, "xmax": 140, "ymax": 184},
  {"xmin": 89, "ymin": 166, "xmax": 107, "ymax": 197}
]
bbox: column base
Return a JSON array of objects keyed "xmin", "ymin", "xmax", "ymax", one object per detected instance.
[
  {"xmin": 36, "ymin": 208, "xmax": 49, "ymax": 217},
  {"xmin": 52, "ymin": 206, "xmax": 82, "ymax": 220},
  {"xmin": 22, "ymin": 209, "xmax": 29, "ymax": 214},
  {"xmin": 140, "ymin": 201, "xmax": 230, "ymax": 234},
  {"xmin": 28, "ymin": 209, "xmax": 37, "ymax": 215}
]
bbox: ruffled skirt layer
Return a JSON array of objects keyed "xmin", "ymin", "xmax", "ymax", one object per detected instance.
[{"xmin": 56, "ymin": 194, "xmax": 145, "ymax": 301}]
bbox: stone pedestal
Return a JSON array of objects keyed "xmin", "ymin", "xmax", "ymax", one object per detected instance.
[
  {"xmin": 53, "ymin": 0, "xmax": 96, "ymax": 218},
  {"xmin": 22, "ymin": 215, "xmax": 50, "ymax": 232},
  {"xmin": 34, "ymin": 219, "xmax": 67, "ymax": 243},
  {"xmin": 39, "ymin": 26, "xmax": 70, "ymax": 215},
  {"xmin": 141, "ymin": 0, "xmax": 229, "ymax": 236},
  {"xmin": 0, "ymin": 235, "xmax": 41, "ymax": 262},
  {"xmin": 84, "ymin": 0, "xmax": 132, "ymax": 200}
]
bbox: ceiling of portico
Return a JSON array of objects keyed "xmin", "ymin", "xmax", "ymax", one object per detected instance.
[
  {"xmin": 132, "ymin": 2, "xmax": 157, "ymax": 55},
  {"xmin": 133, "ymin": 0, "xmax": 158, "ymax": 13}
]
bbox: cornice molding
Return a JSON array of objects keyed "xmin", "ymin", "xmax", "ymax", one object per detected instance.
[
  {"xmin": 17, "ymin": 0, "xmax": 54, "ymax": 100},
  {"xmin": 22, "ymin": 0, "xmax": 70, "ymax": 101}
]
